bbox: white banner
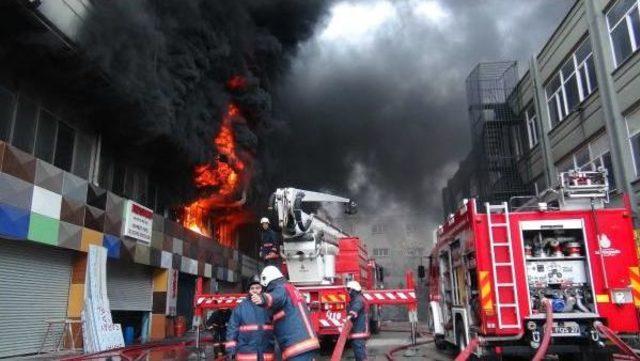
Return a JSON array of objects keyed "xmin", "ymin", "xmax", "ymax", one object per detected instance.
[
  {"xmin": 82, "ymin": 245, "xmax": 125, "ymax": 352},
  {"xmin": 123, "ymin": 200, "xmax": 154, "ymax": 244}
]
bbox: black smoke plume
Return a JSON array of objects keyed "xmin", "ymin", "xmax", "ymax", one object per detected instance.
[
  {"xmin": 271, "ymin": 0, "xmax": 573, "ymax": 225},
  {"xmin": 77, "ymin": 0, "xmax": 329, "ymax": 205}
]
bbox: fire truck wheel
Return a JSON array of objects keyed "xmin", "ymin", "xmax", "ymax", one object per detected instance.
[
  {"xmin": 369, "ymin": 318, "xmax": 381, "ymax": 334},
  {"xmin": 557, "ymin": 348, "xmax": 595, "ymax": 361},
  {"xmin": 434, "ymin": 335, "xmax": 448, "ymax": 350},
  {"xmin": 456, "ymin": 319, "xmax": 468, "ymax": 352}
]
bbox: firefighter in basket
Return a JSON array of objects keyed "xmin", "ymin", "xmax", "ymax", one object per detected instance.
[
  {"xmin": 346, "ymin": 281, "xmax": 369, "ymax": 361},
  {"xmin": 259, "ymin": 217, "xmax": 281, "ymax": 266},
  {"xmin": 225, "ymin": 275, "xmax": 275, "ymax": 361},
  {"xmin": 251, "ymin": 266, "xmax": 320, "ymax": 361}
]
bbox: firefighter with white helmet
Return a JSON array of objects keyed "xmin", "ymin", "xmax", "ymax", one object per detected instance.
[
  {"xmin": 259, "ymin": 217, "xmax": 281, "ymax": 266},
  {"xmin": 346, "ymin": 280, "xmax": 369, "ymax": 361},
  {"xmin": 252, "ymin": 266, "xmax": 319, "ymax": 360}
]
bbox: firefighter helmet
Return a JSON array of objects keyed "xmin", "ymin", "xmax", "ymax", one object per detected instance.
[
  {"xmin": 248, "ymin": 275, "xmax": 261, "ymax": 287},
  {"xmin": 346, "ymin": 280, "xmax": 362, "ymax": 292},
  {"xmin": 260, "ymin": 217, "xmax": 270, "ymax": 224},
  {"xmin": 260, "ymin": 265, "xmax": 283, "ymax": 287}
]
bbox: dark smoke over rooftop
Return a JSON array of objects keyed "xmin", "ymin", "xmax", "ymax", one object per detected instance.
[{"xmin": 272, "ymin": 0, "xmax": 573, "ymax": 225}]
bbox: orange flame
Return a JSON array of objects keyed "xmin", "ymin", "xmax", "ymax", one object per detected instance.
[{"xmin": 183, "ymin": 100, "xmax": 252, "ymax": 246}]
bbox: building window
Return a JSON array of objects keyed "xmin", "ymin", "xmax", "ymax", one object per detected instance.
[
  {"xmin": 555, "ymin": 134, "xmax": 615, "ymax": 188},
  {"xmin": 511, "ymin": 125, "xmax": 523, "ymax": 157},
  {"xmin": 12, "ymin": 96, "xmax": 38, "ymax": 153},
  {"xmin": 372, "ymin": 224, "xmax": 387, "ymax": 235},
  {"xmin": 112, "ymin": 163, "xmax": 126, "ymax": 195},
  {"xmin": 626, "ymin": 108, "xmax": 640, "ymax": 176},
  {"xmin": 34, "ymin": 109, "xmax": 57, "ymax": 163},
  {"xmin": 0, "ymin": 87, "xmax": 14, "ymax": 141},
  {"xmin": 534, "ymin": 177, "xmax": 547, "ymax": 196},
  {"xmin": 407, "ymin": 247, "xmax": 424, "ymax": 257},
  {"xmin": 72, "ymin": 133, "xmax": 94, "ymax": 179},
  {"xmin": 54, "ymin": 122, "xmax": 75, "ymax": 172},
  {"xmin": 607, "ymin": 0, "xmax": 640, "ymax": 67},
  {"xmin": 545, "ymin": 38, "xmax": 597, "ymax": 128},
  {"xmin": 373, "ymin": 248, "xmax": 389, "ymax": 257},
  {"xmin": 525, "ymin": 106, "xmax": 539, "ymax": 148}
]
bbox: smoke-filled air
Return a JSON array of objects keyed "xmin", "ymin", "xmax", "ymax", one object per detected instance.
[{"xmin": 75, "ymin": 0, "xmax": 572, "ymax": 235}]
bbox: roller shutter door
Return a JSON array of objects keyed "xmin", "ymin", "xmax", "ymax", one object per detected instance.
[
  {"xmin": 0, "ymin": 240, "xmax": 72, "ymax": 358},
  {"xmin": 107, "ymin": 260, "xmax": 152, "ymax": 311}
]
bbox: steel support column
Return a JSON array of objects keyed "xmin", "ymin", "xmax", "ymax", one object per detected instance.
[{"xmin": 585, "ymin": 0, "xmax": 640, "ymax": 222}]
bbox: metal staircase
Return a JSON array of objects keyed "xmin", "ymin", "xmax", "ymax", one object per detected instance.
[{"xmin": 485, "ymin": 202, "xmax": 521, "ymax": 329}]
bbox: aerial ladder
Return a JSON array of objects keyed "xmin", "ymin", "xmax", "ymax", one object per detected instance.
[{"xmin": 194, "ymin": 188, "xmax": 418, "ymax": 345}]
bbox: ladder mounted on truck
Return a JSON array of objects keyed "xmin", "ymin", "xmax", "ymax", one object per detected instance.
[{"xmin": 485, "ymin": 202, "xmax": 521, "ymax": 330}]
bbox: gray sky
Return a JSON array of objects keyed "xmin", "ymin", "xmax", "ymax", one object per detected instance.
[{"xmin": 274, "ymin": 0, "xmax": 574, "ymax": 227}]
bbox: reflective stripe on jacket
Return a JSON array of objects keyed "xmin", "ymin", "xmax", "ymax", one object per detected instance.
[
  {"xmin": 259, "ymin": 229, "xmax": 280, "ymax": 260},
  {"xmin": 261, "ymin": 278, "xmax": 320, "ymax": 359},
  {"xmin": 348, "ymin": 292, "xmax": 369, "ymax": 339},
  {"xmin": 226, "ymin": 296, "xmax": 275, "ymax": 358}
]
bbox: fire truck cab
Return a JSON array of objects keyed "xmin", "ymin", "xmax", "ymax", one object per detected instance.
[{"xmin": 427, "ymin": 170, "xmax": 640, "ymax": 359}]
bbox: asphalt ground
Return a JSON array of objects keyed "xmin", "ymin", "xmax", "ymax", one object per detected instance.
[
  {"xmin": 319, "ymin": 329, "xmax": 455, "ymax": 361},
  {"xmin": 13, "ymin": 322, "xmax": 456, "ymax": 360}
]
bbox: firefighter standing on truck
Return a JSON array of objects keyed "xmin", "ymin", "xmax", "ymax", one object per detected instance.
[
  {"xmin": 259, "ymin": 217, "xmax": 281, "ymax": 266},
  {"xmin": 346, "ymin": 280, "xmax": 369, "ymax": 361},
  {"xmin": 225, "ymin": 275, "xmax": 274, "ymax": 361},
  {"xmin": 252, "ymin": 265, "xmax": 320, "ymax": 361}
]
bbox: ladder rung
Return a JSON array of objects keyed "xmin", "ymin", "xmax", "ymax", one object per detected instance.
[
  {"xmin": 490, "ymin": 223, "xmax": 508, "ymax": 227},
  {"xmin": 495, "ymin": 262, "xmax": 512, "ymax": 267},
  {"xmin": 492, "ymin": 243, "xmax": 510, "ymax": 246},
  {"xmin": 498, "ymin": 303, "xmax": 518, "ymax": 307},
  {"xmin": 496, "ymin": 283, "xmax": 515, "ymax": 287},
  {"xmin": 500, "ymin": 325, "xmax": 521, "ymax": 328}
]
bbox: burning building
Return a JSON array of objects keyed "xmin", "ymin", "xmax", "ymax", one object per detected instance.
[
  {"xmin": 0, "ymin": 0, "xmax": 327, "ymax": 355},
  {"xmin": 183, "ymin": 102, "xmax": 254, "ymax": 247}
]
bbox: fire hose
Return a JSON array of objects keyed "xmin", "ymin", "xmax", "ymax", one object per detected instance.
[
  {"xmin": 62, "ymin": 336, "xmax": 222, "ymax": 361},
  {"xmin": 531, "ymin": 299, "xmax": 553, "ymax": 361},
  {"xmin": 385, "ymin": 337, "xmax": 434, "ymax": 361},
  {"xmin": 453, "ymin": 337, "xmax": 480, "ymax": 361},
  {"xmin": 594, "ymin": 321, "xmax": 640, "ymax": 360},
  {"xmin": 453, "ymin": 299, "xmax": 553, "ymax": 361},
  {"xmin": 330, "ymin": 318, "xmax": 353, "ymax": 361}
]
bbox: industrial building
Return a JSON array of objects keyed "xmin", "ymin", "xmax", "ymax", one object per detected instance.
[
  {"xmin": 0, "ymin": 2, "xmax": 258, "ymax": 357},
  {"xmin": 443, "ymin": 0, "xmax": 640, "ymax": 220},
  {"xmin": 337, "ymin": 213, "xmax": 430, "ymax": 321}
]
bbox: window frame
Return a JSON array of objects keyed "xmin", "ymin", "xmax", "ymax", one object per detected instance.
[
  {"xmin": 525, "ymin": 105, "xmax": 539, "ymax": 149},
  {"xmin": 34, "ymin": 108, "xmax": 60, "ymax": 163},
  {"xmin": 545, "ymin": 37, "xmax": 597, "ymax": 128},
  {"xmin": 555, "ymin": 135, "xmax": 613, "ymax": 184},
  {"xmin": 372, "ymin": 223, "xmax": 387, "ymax": 235},
  {"xmin": 0, "ymin": 86, "xmax": 16, "ymax": 142},
  {"xmin": 606, "ymin": 0, "xmax": 640, "ymax": 68},
  {"xmin": 626, "ymin": 110, "xmax": 640, "ymax": 176}
]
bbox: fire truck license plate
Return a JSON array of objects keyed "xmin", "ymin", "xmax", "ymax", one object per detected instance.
[{"xmin": 552, "ymin": 322, "xmax": 580, "ymax": 336}]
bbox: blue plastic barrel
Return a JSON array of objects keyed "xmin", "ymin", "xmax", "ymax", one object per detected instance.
[{"xmin": 124, "ymin": 326, "xmax": 135, "ymax": 345}]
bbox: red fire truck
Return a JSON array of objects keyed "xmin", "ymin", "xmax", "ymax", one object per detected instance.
[
  {"xmin": 427, "ymin": 170, "xmax": 640, "ymax": 360},
  {"xmin": 194, "ymin": 188, "xmax": 418, "ymax": 340}
]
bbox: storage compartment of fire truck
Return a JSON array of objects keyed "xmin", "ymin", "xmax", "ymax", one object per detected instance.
[{"xmin": 521, "ymin": 221, "xmax": 596, "ymax": 322}]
